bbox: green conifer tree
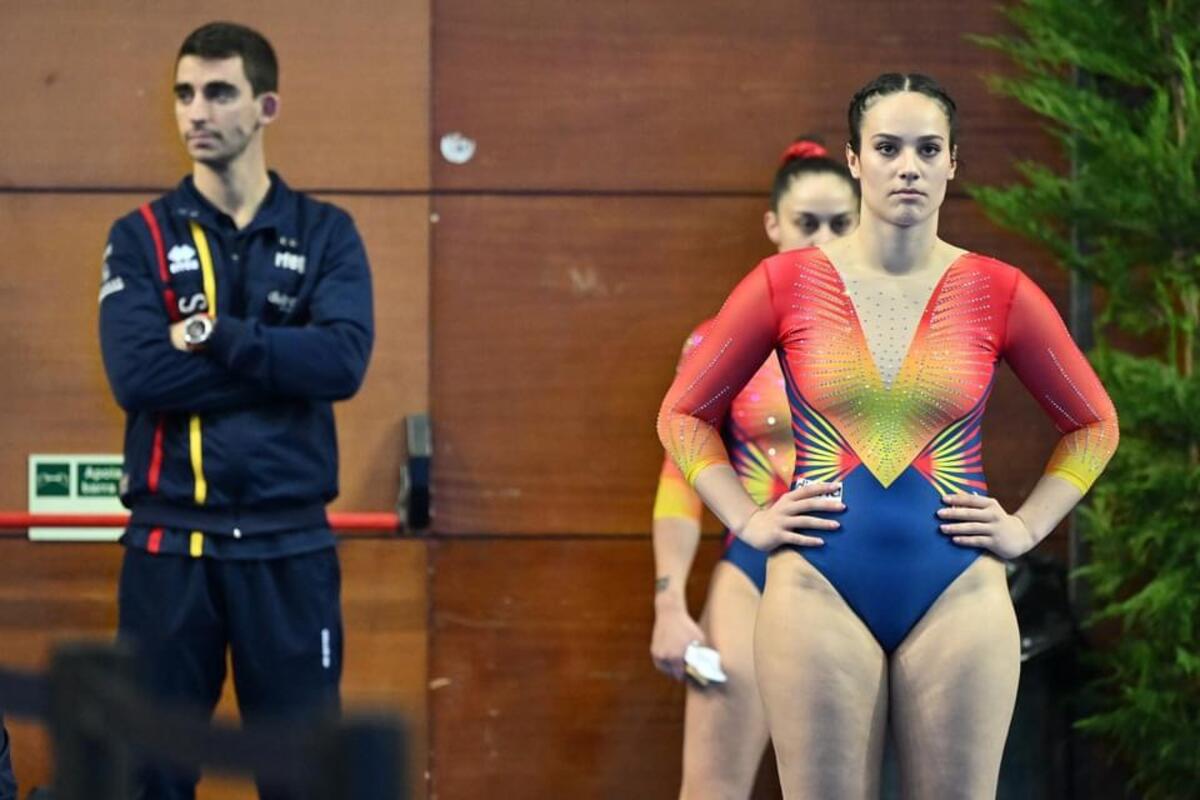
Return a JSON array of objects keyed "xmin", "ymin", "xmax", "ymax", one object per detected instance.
[{"xmin": 970, "ymin": 2, "xmax": 1199, "ymax": 796}]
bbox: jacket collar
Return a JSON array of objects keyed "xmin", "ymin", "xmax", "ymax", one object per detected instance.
[{"xmin": 169, "ymin": 171, "xmax": 292, "ymax": 235}]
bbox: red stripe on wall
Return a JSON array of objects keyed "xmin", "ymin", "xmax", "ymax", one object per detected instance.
[{"xmin": 138, "ymin": 203, "xmax": 180, "ymax": 321}]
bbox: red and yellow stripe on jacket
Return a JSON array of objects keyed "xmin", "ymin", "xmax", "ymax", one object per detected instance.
[{"xmin": 137, "ymin": 205, "xmax": 216, "ymax": 557}]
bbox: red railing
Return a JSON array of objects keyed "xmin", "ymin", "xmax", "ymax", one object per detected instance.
[{"xmin": 0, "ymin": 512, "xmax": 401, "ymax": 533}]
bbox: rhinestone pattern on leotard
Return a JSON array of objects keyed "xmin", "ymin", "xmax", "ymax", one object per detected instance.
[
  {"xmin": 658, "ymin": 248, "xmax": 1118, "ymax": 498},
  {"xmin": 784, "ymin": 255, "xmax": 997, "ymax": 488}
]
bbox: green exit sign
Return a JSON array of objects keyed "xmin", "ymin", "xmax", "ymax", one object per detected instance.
[{"xmin": 35, "ymin": 462, "xmax": 71, "ymax": 497}]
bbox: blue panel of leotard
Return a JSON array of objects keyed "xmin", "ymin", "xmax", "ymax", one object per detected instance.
[
  {"xmin": 797, "ymin": 465, "xmax": 983, "ymax": 653},
  {"xmin": 722, "ymin": 535, "xmax": 768, "ymax": 594}
]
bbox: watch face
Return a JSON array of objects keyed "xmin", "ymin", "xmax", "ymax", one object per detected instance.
[{"xmin": 184, "ymin": 317, "xmax": 211, "ymax": 344}]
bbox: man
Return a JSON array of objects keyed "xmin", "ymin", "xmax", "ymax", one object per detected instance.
[{"xmin": 98, "ymin": 21, "xmax": 373, "ymax": 798}]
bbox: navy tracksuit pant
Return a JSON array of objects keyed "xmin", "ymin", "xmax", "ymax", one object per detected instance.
[
  {"xmin": 118, "ymin": 546, "xmax": 343, "ymax": 800},
  {"xmin": 0, "ymin": 721, "xmax": 15, "ymax": 800}
]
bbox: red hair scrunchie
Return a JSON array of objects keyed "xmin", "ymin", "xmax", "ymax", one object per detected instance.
[{"xmin": 780, "ymin": 140, "xmax": 828, "ymax": 165}]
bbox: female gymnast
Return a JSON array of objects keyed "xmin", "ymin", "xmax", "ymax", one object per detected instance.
[
  {"xmin": 650, "ymin": 139, "xmax": 859, "ymax": 799},
  {"xmin": 657, "ymin": 73, "xmax": 1119, "ymax": 799}
]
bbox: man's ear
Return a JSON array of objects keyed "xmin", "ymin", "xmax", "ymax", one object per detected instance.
[{"xmin": 259, "ymin": 92, "xmax": 281, "ymax": 125}]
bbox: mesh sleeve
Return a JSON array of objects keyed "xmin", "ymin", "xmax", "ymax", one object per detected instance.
[
  {"xmin": 1002, "ymin": 271, "xmax": 1119, "ymax": 493},
  {"xmin": 656, "ymin": 264, "xmax": 780, "ymax": 483}
]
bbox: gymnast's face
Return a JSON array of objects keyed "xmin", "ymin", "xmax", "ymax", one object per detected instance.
[
  {"xmin": 764, "ymin": 172, "xmax": 859, "ymax": 253},
  {"xmin": 174, "ymin": 55, "xmax": 278, "ymax": 167},
  {"xmin": 847, "ymin": 92, "xmax": 956, "ymax": 228}
]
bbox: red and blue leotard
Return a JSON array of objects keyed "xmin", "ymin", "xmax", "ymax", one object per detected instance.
[
  {"xmin": 658, "ymin": 248, "xmax": 1118, "ymax": 651},
  {"xmin": 653, "ymin": 321, "xmax": 793, "ymax": 592}
]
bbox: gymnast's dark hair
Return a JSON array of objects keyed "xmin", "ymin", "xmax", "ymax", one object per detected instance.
[
  {"xmin": 847, "ymin": 73, "xmax": 957, "ymax": 154},
  {"xmin": 178, "ymin": 21, "xmax": 278, "ymax": 96},
  {"xmin": 770, "ymin": 136, "xmax": 860, "ymax": 211}
]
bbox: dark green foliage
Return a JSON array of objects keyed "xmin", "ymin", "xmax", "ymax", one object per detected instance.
[{"xmin": 970, "ymin": 1, "xmax": 1200, "ymax": 796}]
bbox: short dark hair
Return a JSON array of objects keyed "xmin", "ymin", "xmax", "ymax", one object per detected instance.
[
  {"xmin": 771, "ymin": 136, "xmax": 860, "ymax": 211},
  {"xmin": 178, "ymin": 22, "xmax": 278, "ymax": 96},
  {"xmin": 847, "ymin": 73, "xmax": 957, "ymax": 154}
]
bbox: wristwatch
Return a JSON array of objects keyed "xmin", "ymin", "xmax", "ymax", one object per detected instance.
[{"xmin": 183, "ymin": 315, "xmax": 214, "ymax": 349}]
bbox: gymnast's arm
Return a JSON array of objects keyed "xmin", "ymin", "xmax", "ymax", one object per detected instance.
[
  {"xmin": 941, "ymin": 271, "xmax": 1120, "ymax": 556},
  {"xmin": 650, "ymin": 455, "xmax": 707, "ymax": 680},
  {"xmin": 656, "ymin": 263, "xmax": 843, "ymax": 551},
  {"xmin": 650, "ymin": 325, "xmax": 710, "ymax": 680}
]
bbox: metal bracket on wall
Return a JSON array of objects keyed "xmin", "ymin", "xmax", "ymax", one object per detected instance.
[{"xmin": 397, "ymin": 413, "xmax": 431, "ymax": 533}]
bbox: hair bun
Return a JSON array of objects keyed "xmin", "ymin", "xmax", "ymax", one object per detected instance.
[{"xmin": 780, "ymin": 140, "xmax": 829, "ymax": 165}]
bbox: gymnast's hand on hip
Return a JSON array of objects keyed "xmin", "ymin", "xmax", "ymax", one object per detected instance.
[
  {"xmin": 735, "ymin": 482, "xmax": 843, "ymax": 552},
  {"xmin": 938, "ymin": 493, "xmax": 1036, "ymax": 559}
]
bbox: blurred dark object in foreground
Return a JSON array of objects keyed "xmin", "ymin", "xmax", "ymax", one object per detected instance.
[{"xmin": 1, "ymin": 643, "xmax": 406, "ymax": 800}]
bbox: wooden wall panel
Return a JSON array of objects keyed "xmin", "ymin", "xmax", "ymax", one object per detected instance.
[
  {"xmin": 326, "ymin": 196, "xmax": 430, "ymax": 514},
  {"xmin": 0, "ymin": 194, "xmax": 427, "ymax": 516},
  {"xmin": 0, "ymin": 194, "xmax": 133, "ymax": 497},
  {"xmin": 431, "ymin": 195, "xmax": 1071, "ymax": 538},
  {"xmin": 333, "ymin": 538, "xmax": 429, "ymax": 800},
  {"xmin": 431, "ymin": 194, "xmax": 771, "ymax": 534},
  {"xmin": 433, "ymin": 0, "xmax": 1056, "ymax": 191},
  {"xmin": 0, "ymin": 1, "xmax": 429, "ymax": 190},
  {"xmin": 429, "ymin": 537, "xmax": 733, "ymax": 800},
  {"xmin": 0, "ymin": 538, "xmax": 427, "ymax": 799}
]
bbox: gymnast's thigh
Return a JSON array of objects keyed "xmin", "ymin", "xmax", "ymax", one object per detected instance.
[
  {"xmin": 680, "ymin": 560, "xmax": 769, "ymax": 800},
  {"xmin": 890, "ymin": 554, "xmax": 1020, "ymax": 800},
  {"xmin": 754, "ymin": 549, "xmax": 888, "ymax": 800}
]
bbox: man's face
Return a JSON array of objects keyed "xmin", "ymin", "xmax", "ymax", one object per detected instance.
[{"xmin": 174, "ymin": 55, "xmax": 274, "ymax": 167}]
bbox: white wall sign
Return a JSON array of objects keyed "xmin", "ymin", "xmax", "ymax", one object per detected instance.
[{"xmin": 28, "ymin": 454, "xmax": 125, "ymax": 542}]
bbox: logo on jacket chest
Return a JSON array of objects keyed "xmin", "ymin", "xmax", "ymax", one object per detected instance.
[
  {"xmin": 274, "ymin": 249, "xmax": 306, "ymax": 274},
  {"xmin": 168, "ymin": 244, "xmax": 200, "ymax": 274},
  {"xmin": 267, "ymin": 290, "xmax": 298, "ymax": 313}
]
